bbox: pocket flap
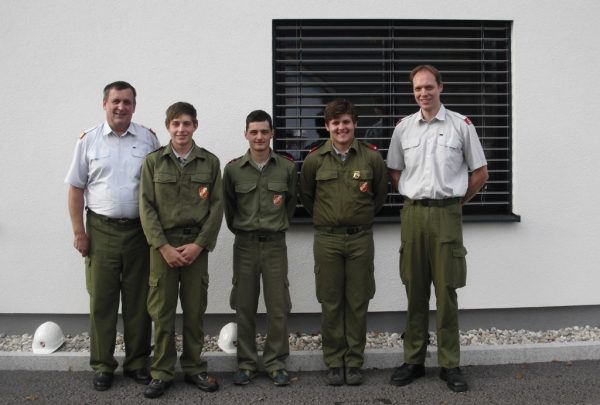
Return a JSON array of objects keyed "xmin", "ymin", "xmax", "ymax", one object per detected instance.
[
  {"xmin": 235, "ymin": 182, "xmax": 257, "ymax": 193},
  {"xmin": 154, "ymin": 173, "xmax": 177, "ymax": 183},
  {"xmin": 191, "ymin": 173, "xmax": 212, "ymax": 183},
  {"xmin": 316, "ymin": 169, "xmax": 338, "ymax": 181},
  {"xmin": 268, "ymin": 182, "xmax": 288, "ymax": 192},
  {"xmin": 452, "ymin": 246, "xmax": 468, "ymax": 258}
]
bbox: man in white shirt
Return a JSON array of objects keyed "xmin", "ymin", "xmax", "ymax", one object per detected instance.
[
  {"xmin": 65, "ymin": 81, "xmax": 160, "ymax": 391},
  {"xmin": 387, "ymin": 65, "xmax": 488, "ymax": 393}
]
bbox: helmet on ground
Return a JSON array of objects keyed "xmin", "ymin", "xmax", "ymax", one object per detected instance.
[
  {"xmin": 32, "ymin": 321, "xmax": 65, "ymax": 354},
  {"xmin": 217, "ymin": 322, "xmax": 237, "ymax": 354}
]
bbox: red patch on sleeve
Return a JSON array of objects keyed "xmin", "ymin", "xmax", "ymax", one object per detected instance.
[{"xmin": 464, "ymin": 117, "xmax": 472, "ymax": 125}]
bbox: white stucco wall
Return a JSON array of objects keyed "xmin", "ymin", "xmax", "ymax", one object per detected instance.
[{"xmin": 1, "ymin": 0, "xmax": 599, "ymax": 315}]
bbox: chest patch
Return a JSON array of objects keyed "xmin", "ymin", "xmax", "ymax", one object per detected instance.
[
  {"xmin": 273, "ymin": 194, "xmax": 283, "ymax": 207},
  {"xmin": 199, "ymin": 186, "xmax": 209, "ymax": 200}
]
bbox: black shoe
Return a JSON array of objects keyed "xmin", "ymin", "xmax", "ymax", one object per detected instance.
[
  {"xmin": 143, "ymin": 379, "xmax": 172, "ymax": 399},
  {"xmin": 93, "ymin": 372, "xmax": 113, "ymax": 391},
  {"xmin": 440, "ymin": 367, "xmax": 468, "ymax": 392},
  {"xmin": 184, "ymin": 372, "xmax": 219, "ymax": 393},
  {"xmin": 269, "ymin": 369, "xmax": 290, "ymax": 386},
  {"xmin": 326, "ymin": 367, "xmax": 344, "ymax": 386},
  {"xmin": 345, "ymin": 367, "xmax": 363, "ymax": 386},
  {"xmin": 232, "ymin": 369, "xmax": 256, "ymax": 385},
  {"xmin": 390, "ymin": 363, "xmax": 425, "ymax": 386},
  {"xmin": 124, "ymin": 368, "xmax": 151, "ymax": 385}
]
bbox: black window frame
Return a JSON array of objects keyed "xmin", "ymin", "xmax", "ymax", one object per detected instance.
[{"xmin": 273, "ymin": 19, "xmax": 520, "ymax": 223}]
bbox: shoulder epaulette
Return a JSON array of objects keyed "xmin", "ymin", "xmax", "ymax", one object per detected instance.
[
  {"xmin": 363, "ymin": 142, "xmax": 378, "ymax": 151},
  {"xmin": 278, "ymin": 151, "xmax": 295, "ymax": 162},
  {"xmin": 142, "ymin": 125, "xmax": 157, "ymax": 137},
  {"xmin": 79, "ymin": 131, "xmax": 87, "ymax": 140},
  {"xmin": 307, "ymin": 140, "xmax": 326, "ymax": 154},
  {"xmin": 227, "ymin": 156, "xmax": 242, "ymax": 165},
  {"xmin": 463, "ymin": 117, "xmax": 473, "ymax": 125}
]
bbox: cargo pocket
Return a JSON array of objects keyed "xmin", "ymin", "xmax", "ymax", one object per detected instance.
[
  {"xmin": 284, "ymin": 278, "xmax": 292, "ymax": 312},
  {"xmin": 314, "ymin": 265, "xmax": 324, "ymax": 304},
  {"xmin": 229, "ymin": 276, "xmax": 238, "ymax": 310},
  {"xmin": 85, "ymin": 256, "xmax": 93, "ymax": 296},
  {"xmin": 399, "ymin": 243, "xmax": 410, "ymax": 285},
  {"xmin": 448, "ymin": 245, "xmax": 467, "ymax": 288},
  {"xmin": 147, "ymin": 271, "xmax": 163, "ymax": 318}
]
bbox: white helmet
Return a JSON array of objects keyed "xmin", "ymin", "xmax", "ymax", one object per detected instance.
[
  {"xmin": 217, "ymin": 322, "xmax": 237, "ymax": 354},
  {"xmin": 32, "ymin": 321, "xmax": 65, "ymax": 354}
]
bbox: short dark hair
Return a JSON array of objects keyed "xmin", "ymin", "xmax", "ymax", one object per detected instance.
[
  {"xmin": 323, "ymin": 99, "xmax": 358, "ymax": 123},
  {"xmin": 103, "ymin": 81, "xmax": 136, "ymax": 102},
  {"xmin": 409, "ymin": 64, "xmax": 443, "ymax": 85},
  {"xmin": 165, "ymin": 102, "xmax": 198, "ymax": 127},
  {"xmin": 245, "ymin": 110, "xmax": 273, "ymax": 131}
]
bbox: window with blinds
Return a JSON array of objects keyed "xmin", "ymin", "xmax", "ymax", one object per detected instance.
[{"xmin": 273, "ymin": 19, "xmax": 519, "ymax": 222}]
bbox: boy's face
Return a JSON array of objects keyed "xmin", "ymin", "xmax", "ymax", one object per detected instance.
[
  {"xmin": 167, "ymin": 114, "xmax": 197, "ymax": 150},
  {"xmin": 325, "ymin": 113, "xmax": 356, "ymax": 149},
  {"xmin": 245, "ymin": 120, "xmax": 273, "ymax": 154}
]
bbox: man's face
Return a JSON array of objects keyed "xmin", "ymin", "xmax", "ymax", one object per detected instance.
[
  {"xmin": 325, "ymin": 113, "xmax": 356, "ymax": 149},
  {"xmin": 412, "ymin": 70, "xmax": 443, "ymax": 115},
  {"xmin": 245, "ymin": 121, "xmax": 273, "ymax": 154},
  {"xmin": 103, "ymin": 88, "xmax": 136, "ymax": 133},
  {"xmin": 167, "ymin": 114, "xmax": 197, "ymax": 150}
]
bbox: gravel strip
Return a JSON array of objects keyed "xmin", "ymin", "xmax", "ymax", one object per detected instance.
[{"xmin": 2, "ymin": 326, "xmax": 600, "ymax": 353}]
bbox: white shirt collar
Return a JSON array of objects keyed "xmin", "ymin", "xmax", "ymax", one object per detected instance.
[
  {"xmin": 417, "ymin": 104, "xmax": 447, "ymax": 123},
  {"xmin": 102, "ymin": 121, "xmax": 136, "ymax": 137}
]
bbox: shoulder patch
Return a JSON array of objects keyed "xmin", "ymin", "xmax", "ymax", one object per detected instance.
[
  {"xmin": 366, "ymin": 142, "xmax": 377, "ymax": 151},
  {"xmin": 278, "ymin": 151, "xmax": 295, "ymax": 162},
  {"xmin": 142, "ymin": 125, "xmax": 157, "ymax": 137},
  {"xmin": 464, "ymin": 117, "xmax": 473, "ymax": 125},
  {"xmin": 79, "ymin": 131, "xmax": 87, "ymax": 139}
]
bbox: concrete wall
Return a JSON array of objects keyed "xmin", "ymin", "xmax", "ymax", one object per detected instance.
[{"xmin": 1, "ymin": 0, "xmax": 599, "ymax": 315}]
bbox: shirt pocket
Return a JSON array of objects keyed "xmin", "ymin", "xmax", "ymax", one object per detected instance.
[
  {"xmin": 153, "ymin": 172, "xmax": 178, "ymax": 204},
  {"xmin": 191, "ymin": 173, "xmax": 214, "ymax": 204},
  {"xmin": 436, "ymin": 133, "xmax": 463, "ymax": 172},
  {"xmin": 267, "ymin": 182, "xmax": 288, "ymax": 211},
  {"xmin": 353, "ymin": 168, "xmax": 373, "ymax": 196},
  {"xmin": 401, "ymin": 136, "xmax": 421, "ymax": 168},
  {"xmin": 315, "ymin": 169, "xmax": 338, "ymax": 182}
]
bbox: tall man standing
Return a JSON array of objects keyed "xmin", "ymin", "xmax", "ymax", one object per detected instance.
[
  {"xmin": 300, "ymin": 99, "xmax": 388, "ymax": 386},
  {"xmin": 387, "ymin": 65, "xmax": 489, "ymax": 392},
  {"xmin": 223, "ymin": 110, "xmax": 296, "ymax": 387},
  {"xmin": 139, "ymin": 102, "xmax": 222, "ymax": 399},
  {"xmin": 65, "ymin": 81, "xmax": 159, "ymax": 390}
]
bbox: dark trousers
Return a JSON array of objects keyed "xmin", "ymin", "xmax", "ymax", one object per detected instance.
[
  {"xmin": 230, "ymin": 232, "xmax": 291, "ymax": 372},
  {"xmin": 85, "ymin": 211, "xmax": 152, "ymax": 373}
]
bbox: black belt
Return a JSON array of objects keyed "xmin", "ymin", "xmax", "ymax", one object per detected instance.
[
  {"xmin": 406, "ymin": 197, "xmax": 461, "ymax": 207},
  {"xmin": 236, "ymin": 231, "xmax": 285, "ymax": 242},
  {"xmin": 87, "ymin": 209, "xmax": 140, "ymax": 225},
  {"xmin": 315, "ymin": 225, "xmax": 371, "ymax": 235}
]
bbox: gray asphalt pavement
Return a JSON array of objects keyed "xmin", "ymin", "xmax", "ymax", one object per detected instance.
[{"xmin": 1, "ymin": 361, "xmax": 599, "ymax": 404}]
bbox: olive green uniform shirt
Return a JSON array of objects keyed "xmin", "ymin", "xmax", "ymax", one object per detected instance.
[
  {"xmin": 223, "ymin": 150, "xmax": 296, "ymax": 233},
  {"xmin": 139, "ymin": 142, "xmax": 223, "ymax": 251},
  {"xmin": 300, "ymin": 139, "xmax": 388, "ymax": 225}
]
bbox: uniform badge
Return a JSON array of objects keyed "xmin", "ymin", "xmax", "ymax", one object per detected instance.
[
  {"xmin": 199, "ymin": 187, "xmax": 209, "ymax": 200},
  {"xmin": 359, "ymin": 182, "xmax": 368, "ymax": 193},
  {"xmin": 464, "ymin": 117, "xmax": 473, "ymax": 125},
  {"xmin": 353, "ymin": 171, "xmax": 361, "ymax": 179},
  {"xmin": 273, "ymin": 194, "xmax": 283, "ymax": 207}
]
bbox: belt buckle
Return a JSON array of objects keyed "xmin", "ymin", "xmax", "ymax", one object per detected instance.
[
  {"xmin": 257, "ymin": 235, "xmax": 267, "ymax": 242},
  {"xmin": 347, "ymin": 226, "xmax": 360, "ymax": 235}
]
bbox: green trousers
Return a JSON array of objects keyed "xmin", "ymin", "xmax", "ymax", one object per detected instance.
[
  {"xmin": 230, "ymin": 232, "xmax": 291, "ymax": 372},
  {"xmin": 399, "ymin": 199, "xmax": 467, "ymax": 368},
  {"xmin": 147, "ymin": 227, "xmax": 209, "ymax": 381},
  {"xmin": 313, "ymin": 229, "xmax": 375, "ymax": 368},
  {"xmin": 85, "ymin": 211, "xmax": 152, "ymax": 373}
]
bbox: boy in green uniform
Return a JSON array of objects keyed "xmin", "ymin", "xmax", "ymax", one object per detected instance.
[
  {"xmin": 139, "ymin": 102, "xmax": 223, "ymax": 399},
  {"xmin": 300, "ymin": 99, "xmax": 388, "ymax": 385},
  {"xmin": 223, "ymin": 110, "xmax": 296, "ymax": 386}
]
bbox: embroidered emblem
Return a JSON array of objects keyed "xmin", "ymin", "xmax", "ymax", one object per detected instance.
[
  {"xmin": 353, "ymin": 171, "xmax": 361, "ymax": 179},
  {"xmin": 199, "ymin": 187, "xmax": 209, "ymax": 200},
  {"xmin": 464, "ymin": 117, "xmax": 472, "ymax": 125},
  {"xmin": 359, "ymin": 182, "xmax": 368, "ymax": 193},
  {"xmin": 273, "ymin": 194, "xmax": 283, "ymax": 207}
]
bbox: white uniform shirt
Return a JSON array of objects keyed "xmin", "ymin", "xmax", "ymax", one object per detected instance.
[
  {"xmin": 65, "ymin": 121, "xmax": 160, "ymax": 218},
  {"xmin": 387, "ymin": 105, "xmax": 487, "ymax": 200}
]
